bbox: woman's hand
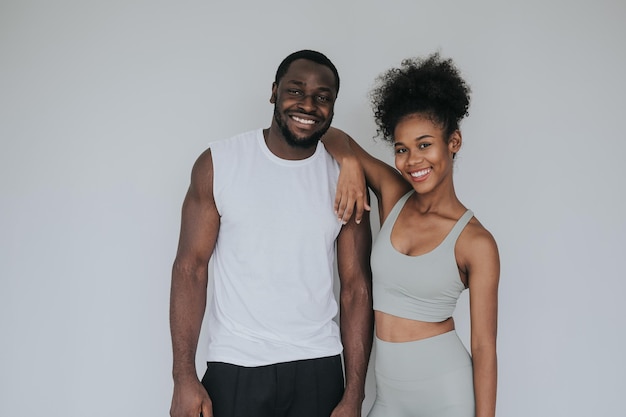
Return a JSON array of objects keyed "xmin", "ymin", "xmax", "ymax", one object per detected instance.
[{"xmin": 335, "ymin": 156, "xmax": 370, "ymax": 224}]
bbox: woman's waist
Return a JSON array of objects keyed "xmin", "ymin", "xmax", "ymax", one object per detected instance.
[{"xmin": 374, "ymin": 310, "xmax": 455, "ymax": 342}]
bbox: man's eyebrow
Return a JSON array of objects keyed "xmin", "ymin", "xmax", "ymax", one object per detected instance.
[{"xmin": 284, "ymin": 80, "xmax": 334, "ymax": 93}]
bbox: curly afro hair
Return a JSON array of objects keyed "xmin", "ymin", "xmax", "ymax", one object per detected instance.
[{"xmin": 370, "ymin": 53, "xmax": 471, "ymax": 144}]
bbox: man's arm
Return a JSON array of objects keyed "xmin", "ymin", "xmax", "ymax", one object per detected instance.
[
  {"xmin": 170, "ymin": 149, "xmax": 219, "ymax": 417},
  {"xmin": 332, "ymin": 210, "xmax": 374, "ymax": 417}
]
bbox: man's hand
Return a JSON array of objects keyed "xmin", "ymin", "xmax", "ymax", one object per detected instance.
[
  {"xmin": 330, "ymin": 397, "xmax": 362, "ymax": 417},
  {"xmin": 335, "ymin": 157, "xmax": 370, "ymax": 225},
  {"xmin": 170, "ymin": 378, "xmax": 213, "ymax": 417}
]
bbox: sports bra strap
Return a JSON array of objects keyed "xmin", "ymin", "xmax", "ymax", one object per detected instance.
[
  {"xmin": 382, "ymin": 191, "xmax": 413, "ymax": 229},
  {"xmin": 446, "ymin": 209, "xmax": 474, "ymax": 243}
]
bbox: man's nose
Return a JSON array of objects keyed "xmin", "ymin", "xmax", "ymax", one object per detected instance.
[{"xmin": 297, "ymin": 94, "xmax": 316, "ymax": 112}]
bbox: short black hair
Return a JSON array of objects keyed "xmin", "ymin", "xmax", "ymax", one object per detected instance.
[
  {"xmin": 274, "ymin": 50, "xmax": 340, "ymax": 94},
  {"xmin": 370, "ymin": 53, "xmax": 470, "ymax": 143}
]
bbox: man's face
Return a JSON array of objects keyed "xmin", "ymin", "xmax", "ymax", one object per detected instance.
[{"xmin": 271, "ymin": 59, "xmax": 337, "ymax": 149}]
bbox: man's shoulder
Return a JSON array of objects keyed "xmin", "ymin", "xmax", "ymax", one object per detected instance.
[
  {"xmin": 209, "ymin": 129, "xmax": 261, "ymax": 150},
  {"xmin": 209, "ymin": 129, "xmax": 262, "ymax": 186}
]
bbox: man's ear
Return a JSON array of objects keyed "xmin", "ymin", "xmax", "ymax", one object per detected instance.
[
  {"xmin": 448, "ymin": 130, "xmax": 462, "ymax": 154},
  {"xmin": 270, "ymin": 82, "xmax": 277, "ymax": 104}
]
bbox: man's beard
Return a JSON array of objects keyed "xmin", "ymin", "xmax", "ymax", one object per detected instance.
[{"xmin": 273, "ymin": 107, "xmax": 333, "ymax": 149}]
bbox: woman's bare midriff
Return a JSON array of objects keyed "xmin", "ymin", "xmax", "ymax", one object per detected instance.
[{"xmin": 375, "ymin": 310, "xmax": 455, "ymax": 342}]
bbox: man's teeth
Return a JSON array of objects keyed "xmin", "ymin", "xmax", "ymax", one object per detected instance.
[
  {"xmin": 292, "ymin": 116, "xmax": 315, "ymax": 125},
  {"xmin": 411, "ymin": 169, "xmax": 431, "ymax": 178}
]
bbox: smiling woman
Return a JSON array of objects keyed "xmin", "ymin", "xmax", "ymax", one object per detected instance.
[
  {"xmin": 391, "ymin": 114, "xmax": 461, "ymax": 196},
  {"xmin": 323, "ymin": 53, "xmax": 500, "ymax": 417}
]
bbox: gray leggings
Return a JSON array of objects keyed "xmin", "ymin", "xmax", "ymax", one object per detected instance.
[{"xmin": 367, "ymin": 330, "xmax": 475, "ymax": 417}]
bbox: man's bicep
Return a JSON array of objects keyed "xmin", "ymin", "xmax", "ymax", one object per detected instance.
[{"xmin": 176, "ymin": 149, "xmax": 220, "ymax": 264}]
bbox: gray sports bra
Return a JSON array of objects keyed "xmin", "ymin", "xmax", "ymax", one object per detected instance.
[{"xmin": 371, "ymin": 191, "xmax": 473, "ymax": 322}]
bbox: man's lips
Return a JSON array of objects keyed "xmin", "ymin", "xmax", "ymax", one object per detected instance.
[{"xmin": 290, "ymin": 114, "xmax": 318, "ymax": 126}]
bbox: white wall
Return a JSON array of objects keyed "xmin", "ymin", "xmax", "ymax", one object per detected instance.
[{"xmin": 2, "ymin": 1, "xmax": 625, "ymax": 416}]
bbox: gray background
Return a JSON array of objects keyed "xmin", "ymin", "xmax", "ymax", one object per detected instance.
[{"xmin": 2, "ymin": 0, "xmax": 625, "ymax": 416}]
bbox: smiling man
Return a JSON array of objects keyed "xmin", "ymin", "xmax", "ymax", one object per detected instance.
[
  {"xmin": 270, "ymin": 57, "xmax": 336, "ymax": 151},
  {"xmin": 169, "ymin": 50, "xmax": 373, "ymax": 417}
]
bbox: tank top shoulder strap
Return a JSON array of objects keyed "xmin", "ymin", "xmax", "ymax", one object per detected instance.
[
  {"xmin": 444, "ymin": 209, "xmax": 474, "ymax": 245},
  {"xmin": 381, "ymin": 190, "xmax": 414, "ymax": 231}
]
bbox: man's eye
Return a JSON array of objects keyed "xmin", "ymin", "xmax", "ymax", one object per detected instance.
[
  {"xmin": 316, "ymin": 95, "xmax": 330, "ymax": 103},
  {"xmin": 288, "ymin": 89, "xmax": 302, "ymax": 95}
]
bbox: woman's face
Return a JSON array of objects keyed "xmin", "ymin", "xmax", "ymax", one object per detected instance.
[{"xmin": 393, "ymin": 114, "xmax": 461, "ymax": 194}]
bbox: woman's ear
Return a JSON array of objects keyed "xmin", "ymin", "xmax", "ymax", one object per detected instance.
[{"xmin": 448, "ymin": 130, "xmax": 462, "ymax": 155}]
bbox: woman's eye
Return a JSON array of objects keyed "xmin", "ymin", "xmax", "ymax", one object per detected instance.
[
  {"xmin": 419, "ymin": 143, "xmax": 431, "ymax": 150},
  {"xmin": 395, "ymin": 148, "xmax": 407, "ymax": 154}
]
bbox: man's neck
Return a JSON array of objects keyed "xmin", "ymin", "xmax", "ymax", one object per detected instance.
[{"xmin": 263, "ymin": 126, "xmax": 318, "ymax": 160}]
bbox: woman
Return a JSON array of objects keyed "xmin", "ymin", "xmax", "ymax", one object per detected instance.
[{"xmin": 327, "ymin": 53, "xmax": 499, "ymax": 417}]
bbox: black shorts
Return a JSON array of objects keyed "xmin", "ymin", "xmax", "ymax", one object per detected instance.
[{"xmin": 201, "ymin": 355, "xmax": 344, "ymax": 417}]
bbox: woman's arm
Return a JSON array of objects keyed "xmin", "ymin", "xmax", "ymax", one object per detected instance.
[
  {"xmin": 322, "ymin": 128, "xmax": 369, "ymax": 224},
  {"xmin": 322, "ymin": 127, "xmax": 410, "ymax": 224},
  {"xmin": 462, "ymin": 225, "xmax": 500, "ymax": 417}
]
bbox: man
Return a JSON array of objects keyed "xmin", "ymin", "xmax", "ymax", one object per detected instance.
[{"xmin": 169, "ymin": 50, "xmax": 373, "ymax": 417}]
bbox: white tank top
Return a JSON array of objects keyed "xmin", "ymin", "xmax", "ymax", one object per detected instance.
[{"xmin": 207, "ymin": 129, "xmax": 343, "ymax": 366}]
